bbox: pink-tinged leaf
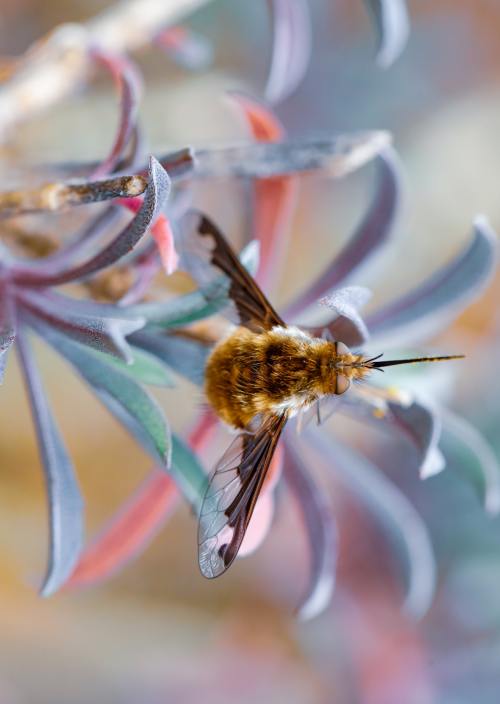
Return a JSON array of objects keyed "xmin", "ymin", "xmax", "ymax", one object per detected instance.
[
  {"xmin": 17, "ymin": 289, "xmax": 144, "ymax": 363},
  {"xmin": 366, "ymin": 216, "xmax": 498, "ymax": 347},
  {"xmin": 0, "ymin": 279, "xmax": 15, "ymax": 383},
  {"xmin": 119, "ymin": 196, "xmax": 178, "ymax": 275},
  {"xmin": 90, "ymin": 50, "xmax": 142, "ymax": 178},
  {"xmin": 16, "ymin": 207, "xmax": 122, "ymax": 277},
  {"xmin": 13, "ymin": 157, "xmax": 170, "ymax": 287},
  {"xmin": 305, "ymin": 427, "xmax": 436, "ymax": 618},
  {"xmin": 285, "ymin": 148, "xmax": 401, "ymax": 318},
  {"xmin": 364, "ymin": 0, "xmax": 410, "ymax": 68},
  {"xmin": 155, "ymin": 25, "xmax": 213, "ymax": 70},
  {"xmin": 66, "ymin": 410, "xmax": 216, "ymax": 589},
  {"xmin": 16, "ymin": 329, "xmax": 83, "ymax": 596},
  {"xmin": 284, "ymin": 437, "xmax": 338, "ymax": 621},
  {"xmin": 66, "ymin": 470, "xmax": 177, "ymax": 588},
  {"xmin": 265, "ymin": 0, "xmax": 312, "ymax": 104},
  {"xmin": 228, "ymin": 92, "xmax": 299, "ymax": 287},
  {"xmin": 442, "ymin": 409, "xmax": 500, "ymax": 515}
]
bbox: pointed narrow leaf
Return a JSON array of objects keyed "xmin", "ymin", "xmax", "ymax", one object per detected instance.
[
  {"xmin": 118, "ymin": 196, "xmax": 179, "ymax": 275},
  {"xmin": 14, "ymin": 157, "xmax": 171, "ymax": 287},
  {"xmin": 285, "ymin": 149, "xmax": 401, "ymax": 317},
  {"xmin": 16, "ymin": 330, "xmax": 83, "ymax": 596},
  {"xmin": 388, "ymin": 400, "xmax": 444, "ymax": 479},
  {"xmin": 66, "ymin": 413, "xmax": 214, "ymax": 588},
  {"xmin": 367, "ymin": 217, "xmax": 498, "ymax": 346},
  {"xmin": 228, "ymin": 92, "xmax": 298, "ymax": 288},
  {"xmin": 67, "ymin": 470, "xmax": 178, "ymax": 588},
  {"xmin": 0, "ymin": 279, "xmax": 15, "ymax": 383},
  {"xmin": 91, "ymin": 346, "xmax": 175, "ymax": 387},
  {"xmin": 265, "ymin": 0, "xmax": 312, "ymax": 103},
  {"xmin": 305, "ymin": 427, "xmax": 436, "ymax": 618},
  {"xmin": 131, "ymin": 331, "xmax": 209, "ymax": 387},
  {"xmin": 90, "ymin": 50, "xmax": 142, "ymax": 179},
  {"xmin": 193, "ymin": 131, "xmax": 391, "ymax": 179},
  {"xmin": 38, "ymin": 324, "xmax": 171, "ymax": 466},
  {"xmin": 284, "ymin": 438, "xmax": 338, "ymax": 620},
  {"xmin": 18, "ymin": 289, "xmax": 144, "ymax": 362},
  {"xmin": 364, "ymin": 0, "xmax": 410, "ymax": 67},
  {"xmin": 442, "ymin": 409, "xmax": 500, "ymax": 515}
]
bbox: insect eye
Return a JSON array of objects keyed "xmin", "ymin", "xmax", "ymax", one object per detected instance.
[
  {"xmin": 335, "ymin": 341, "xmax": 351, "ymax": 356},
  {"xmin": 334, "ymin": 374, "xmax": 350, "ymax": 395}
]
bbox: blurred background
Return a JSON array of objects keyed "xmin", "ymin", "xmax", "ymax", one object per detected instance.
[{"xmin": 1, "ymin": 1, "xmax": 500, "ymax": 702}]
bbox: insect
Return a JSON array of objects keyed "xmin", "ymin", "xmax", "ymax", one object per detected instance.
[{"xmin": 180, "ymin": 211, "xmax": 464, "ymax": 579}]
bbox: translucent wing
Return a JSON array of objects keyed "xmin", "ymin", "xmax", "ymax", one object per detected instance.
[
  {"xmin": 179, "ymin": 210, "xmax": 285, "ymax": 332},
  {"xmin": 198, "ymin": 413, "xmax": 288, "ymax": 578}
]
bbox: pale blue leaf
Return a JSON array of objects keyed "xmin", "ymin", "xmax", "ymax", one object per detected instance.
[
  {"xmin": 37, "ymin": 324, "xmax": 171, "ymax": 466},
  {"xmin": 265, "ymin": 0, "xmax": 312, "ymax": 104},
  {"xmin": 284, "ymin": 437, "xmax": 337, "ymax": 620},
  {"xmin": 16, "ymin": 329, "xmax": 83, "ymax": 596},
  {"xmin": 367, "ymin": 217, "xmax": 498, "ymax": 347},
  {"xmin": 304, "ymin": 426, "xmax": 436, "ymax": 618},
  {"xmin": 364, "ymin": 0, "xmax": 410, "ymax": 68}
]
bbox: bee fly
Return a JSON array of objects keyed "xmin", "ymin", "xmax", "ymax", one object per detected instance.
[{"xmin": 180, "ymin": 211, "xmax": 464, "ymax": 579}]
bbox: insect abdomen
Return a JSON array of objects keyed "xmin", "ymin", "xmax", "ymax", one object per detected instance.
[{"xmin": 205, "ymin": 326, "xmax": 331, "ymax": 428}]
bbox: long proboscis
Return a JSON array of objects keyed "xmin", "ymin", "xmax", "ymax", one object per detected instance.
[{"xmin": 370, "ymin": 354, "xmax": 465, "ymax": 369}]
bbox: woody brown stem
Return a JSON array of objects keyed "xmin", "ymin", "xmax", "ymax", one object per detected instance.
[{"xmin": 0, "ymin": 0, "xmax": 217, "ymax": 140}]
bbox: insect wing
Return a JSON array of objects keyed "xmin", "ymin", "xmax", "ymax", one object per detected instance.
[
  {"xmin": 198, "ymin": 413, "xmax": 287, "ymax": 578},
  {"xmin": 179, "ymin": 210, "xmax": 285, "ymax": 332}
]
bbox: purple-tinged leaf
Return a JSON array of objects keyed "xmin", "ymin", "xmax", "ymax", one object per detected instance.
[
  {"xmin": 18, "ymin": 289, "xmax": 144, "ymax": 363},
  {"xmin": 43, "ymin": 147, "xmax": 194, "ymax": 181},
  {"xmin": 304, "ymin": 286, "xmax": 372, "ymax": 347},
  {"xmin": 16, "ymin": 329, "xmax": 83, "ymax": 596},
  {"xmin": 319, "ymin": 316, "xmax": 368, "ymax": 348},
  {"xmin": 304, "ymin": 427, "xmax": 436, "ymax": 618},
  {"xmin": 13, "ymin": 157, "xmax": 170, "ymax": 287},
  {"xmin": 340, "ymin": 390, "xmax": 444, "ymax": 478},
  {"xmin": 0, "ymin": 279, "xmax": 15, "ymax": 383},
  {"xmin": 45, "ymin": 135, "xmax": 387, "ymax": 182},
  {"xmin": 388, "ymin": 400, "xmax": 444, "ymax": 479},
  {"xmin": 118, "ymin": 243, "xmax": 161, "ymax": 306},
  {"xmin": 38, "ymin": 324, "xmax": 171, "ymax": 467},
  {"xmin": 284, "ymin": 437, "xmax": 337, "ymax": 621},
  {"xmin": 155, "ymin": 25, "xmax": 213, "ymax": 70},
  {"xmin": 12, "ymin": 207, "xmax": 122, "ymax": 278},
  {"xmin": 130, "ymin": 331, "xmax": 209, "ymax": 387},
  {"xmin": 366, "ymin": 217, "xmax": 498, "ymax": 347},
  {"xmin": 285, "ymin": 148, "xmax": 401, "ymax": 318},
  {"xmin": 442, "ymin": 409, "xmax": 500, "ymax": 515},
  {"xmin": 193, "ymin": 131, "xmax": 391, "ymax": 179},
  {"xmin": 90, "ymin": 51, "xmax": 142, "ymax": 179},
  {"xmin": 364, "ymin": 0, "xmax": 410, "ymax": 68},
  {"xmin": 265, "ymin": 0, "xmax": 312, "ymax": 104}
]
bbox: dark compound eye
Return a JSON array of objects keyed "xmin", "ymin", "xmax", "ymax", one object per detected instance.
[{"xmin": 334, "ymin": 374, "xmax": 351, "ymax": 395}]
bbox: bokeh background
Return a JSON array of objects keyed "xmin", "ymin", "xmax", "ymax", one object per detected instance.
[{"xmin": 1, "ymin": 1, "xmax": 500, "ymax": 702}]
